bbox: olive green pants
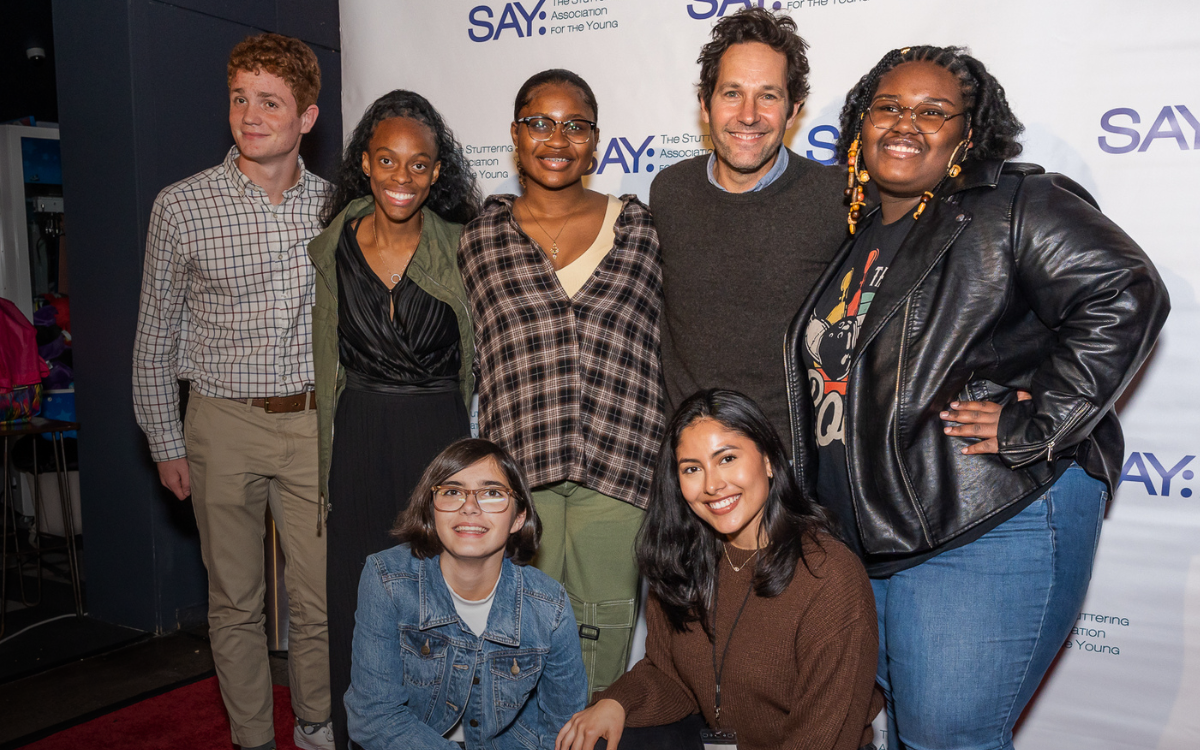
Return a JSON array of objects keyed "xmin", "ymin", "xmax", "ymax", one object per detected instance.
[{"xmin": 530, "ymin": 481, "xmax": 644, "ymax": 696}]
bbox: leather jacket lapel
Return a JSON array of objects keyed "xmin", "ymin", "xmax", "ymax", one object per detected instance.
[{"xmin": 852, "ymin": 196, "xmax": 972, "ymax": 364}]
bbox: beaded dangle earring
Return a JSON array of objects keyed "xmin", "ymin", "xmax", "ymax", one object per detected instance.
[
  {"xmin": 844, "ymin": 115, "xmax": 870, "ymax": 235},
  {"xmin": 911, "ymin": 190, "xmax": 936, "ymax": 221}
]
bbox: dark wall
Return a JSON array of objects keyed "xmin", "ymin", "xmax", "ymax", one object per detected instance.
[
  {"xmin": 52, "ymin": 0, "xmax": 341, "ymax": 633},
  {"xmin": 0, "ymin": 0, "xmax": 57, "ymax": 124}
]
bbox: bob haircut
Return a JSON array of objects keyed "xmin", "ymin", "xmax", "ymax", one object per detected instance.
[
  {"xmin": 227, "ymin": 32, "xmax": 321, "ymax": 112},
  {"xmin": 696, "ymin": 7, "xmax": 811, "ymax": 112},
  {"xmin": 392, "ymin": 438, "xmax": 541, "ymax": 564},
  {"xmin": 835, "ymin": 45, "xmax": 1024, "ymax": 164},
  {"xmin": 324, "ymin": 89, "xmax": 481, "ymax": 226},
  {"xmin": 637, "ymin": 389, "xmax": 831, "ymax": 634}
]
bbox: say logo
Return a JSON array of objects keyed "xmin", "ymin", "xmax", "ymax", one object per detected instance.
[
  {"xmin": 1099, "ymin": 106, "xmax": 1199, "ymax": 154},
  {"xmin": 469, "ymin": 1, "xmax": 548, "ymax": 42},
  {"xmin": 1119, "ymin": 452, "xmax": 1194, "ymax": 497},
  {"xmin": 687, "ymin": 0, "xmax": 784, "ymax": 19},
  {"xmin": 586, "ymin": 136, "xmax": 657, "ymax": 175}
]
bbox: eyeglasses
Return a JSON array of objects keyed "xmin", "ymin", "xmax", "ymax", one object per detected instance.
[
  {"xmin": 431, "ymin": 486, "xmax": 514, "ymax": 513},
  {"xmin": 867, "ymin": 101, "xmax": 966, "ymax": 134},
  {"xmin": 515, "ymin": 116, "xmax": 597, "ymax": 144}
]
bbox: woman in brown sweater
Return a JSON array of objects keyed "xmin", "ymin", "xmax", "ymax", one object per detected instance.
[{"xmin": 556, "ymin": 389, "xmax": 878, "ymax": 750}]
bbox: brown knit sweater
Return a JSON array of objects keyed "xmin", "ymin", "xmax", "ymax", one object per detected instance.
[{"xmin": 599, "ymin": 534, "xmax": 877, "ymax": 750}]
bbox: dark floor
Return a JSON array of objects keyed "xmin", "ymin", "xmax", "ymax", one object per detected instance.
[
  {"xmin": 1, "ymin": 547, "xmax": 289, "ymax": 748},
  {"xmin": 0, "ymin": 622, "xmax": 291, "ymax": 748}
]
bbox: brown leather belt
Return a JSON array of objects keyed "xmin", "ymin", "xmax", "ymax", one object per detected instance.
[{"xmin": 233, "ymin": 392, "xmax": 316, "ymax": 413}]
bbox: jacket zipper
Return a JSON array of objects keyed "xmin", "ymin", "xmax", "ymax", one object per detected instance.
[
  {"xmin": 1000, "ymin": 401, "xmax": 1092, "ymax": 468},
  {"xmin": 784, "ymin": 337, "xmax": 803, "ymax": 463},
  {"xmin": 888, "ymin": 298, "xmax": 934, "ymax": 547}
]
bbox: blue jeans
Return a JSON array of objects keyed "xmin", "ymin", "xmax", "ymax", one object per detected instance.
[{"xmin": 872, "ymin": 464, "xmax": 1107, "ymax": 750}]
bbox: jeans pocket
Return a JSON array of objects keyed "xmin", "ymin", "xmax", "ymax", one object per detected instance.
[
  {"xmin": 401, "ymin": 632, "xmax": 449, "ymax": 687},
  {"xmin": 490, "ymin": 651, "xmax": 544, "ymax": 709}
]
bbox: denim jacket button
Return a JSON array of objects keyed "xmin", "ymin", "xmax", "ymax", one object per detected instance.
[
  {"xmin": 473, "ymin": 676, "xmax": 480, "ymax": 685},
  {"xmin": 469, "ymin": 719, "xmax": 479, "ymax": 728}
]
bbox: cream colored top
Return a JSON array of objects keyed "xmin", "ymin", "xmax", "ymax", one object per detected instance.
[{"xmin": 556, "ymin": 194, "xmax": 622, "ymax": 298}]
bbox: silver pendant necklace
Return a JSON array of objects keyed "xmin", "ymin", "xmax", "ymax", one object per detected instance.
[{"xmin": 371, "ymin": 211, "xmax": 422, "ymax": 287}]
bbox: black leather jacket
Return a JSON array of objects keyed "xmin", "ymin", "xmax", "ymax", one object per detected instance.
[{"xmin": 785, "ymin": 160, "xmax": 1170, "ymax": 558}]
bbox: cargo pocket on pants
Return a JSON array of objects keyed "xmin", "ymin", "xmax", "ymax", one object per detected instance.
[{"xmin": 569, "ymin": 594, "xmax": 636, "ymax": 694}]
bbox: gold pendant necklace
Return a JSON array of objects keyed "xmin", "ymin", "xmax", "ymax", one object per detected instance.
[
  {"xmin": 521, "ymin": 199, "xmax": 577, "ymax": 260},
  {"xmin": 724, "ymin": 543, "xmax": 760, "ymax": 573}
]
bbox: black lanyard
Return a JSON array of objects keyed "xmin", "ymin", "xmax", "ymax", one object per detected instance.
[{"xmin": 711, "ymin": 569, "xmax": 754, "ymax": 728}]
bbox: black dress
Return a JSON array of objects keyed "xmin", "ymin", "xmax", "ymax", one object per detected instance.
[{"xmin": 327, "ymin": 219, "xmax": 469, "ymax": 750}]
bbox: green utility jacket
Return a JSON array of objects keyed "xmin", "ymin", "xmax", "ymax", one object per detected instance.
[{"xmin": 308, "ymin": 197, "xmax": 475, "ymax": 526}]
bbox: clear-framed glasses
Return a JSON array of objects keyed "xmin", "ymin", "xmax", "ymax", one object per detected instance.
[
  {"xmin": 432, "ymin": 485, "xmax": 514, "ymax": 513},
  {"xmin": 867, "ymin": 100, "xmax": 966, "ymax": 134},
  {"xmin": 515, "ymin": 116, "xmax": 597, "ymax": 144}
]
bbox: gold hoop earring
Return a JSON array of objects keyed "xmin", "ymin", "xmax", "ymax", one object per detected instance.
[{"xmin": 946, "ymin": 139, "xmax": 969, "ymax": 178}]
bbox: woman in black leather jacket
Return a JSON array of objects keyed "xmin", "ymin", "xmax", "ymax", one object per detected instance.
[{"xmin": 785, "ymin": 46, "xmax": 1169, "ymax": 750}]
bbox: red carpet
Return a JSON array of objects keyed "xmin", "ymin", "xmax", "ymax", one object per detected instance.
[{"xmin": 23, "ymin": 676, "xmax": 302, "ymax": 750}]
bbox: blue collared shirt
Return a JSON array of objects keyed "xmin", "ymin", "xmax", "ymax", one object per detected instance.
[
  {"xmin": 706, "ymin": 144, "xmax": 790, "ymax": 193},
  {"xmin": 345, "ymin": 545, "xmax": 587, "ymax": 750}
]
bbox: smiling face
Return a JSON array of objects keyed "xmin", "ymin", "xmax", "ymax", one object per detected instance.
[
  {"xmin": 228, "ymin": 68, "xmax": 317, "ymax": 166},
  {"xmin": 676, "ymin": 417, "xmax": 774, "ymax": 550},
  {"xmin": 433, "ymin": 457, "xmax": 526, "ymax": 565},
  {"xmin": 861, "ymin": 61, "xmax": 968, "ymax": 205},
  {"xmin": 361, "ymin": 117, "xmax": 440, "ymax": 224},
  {"xmin": 702, "ymin": 41, "xmax": 801, "ymax": 192},
  {"xmin": 510, "ymin": 82, "xmax": 597, "ymax": 192}
]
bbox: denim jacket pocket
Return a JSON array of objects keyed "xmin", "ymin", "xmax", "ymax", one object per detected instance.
[
  {"xmin": 489, "ymin": 650, "xmax": 544, "ymax": 709},
  {"xmin": 400, "ymin": 629, "xmax": 450, "ymax": 688}
]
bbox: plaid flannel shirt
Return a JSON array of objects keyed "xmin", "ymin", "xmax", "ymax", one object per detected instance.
[
  {"xmin": 132, "ymin": 147, "xmax": 331, "ymax": 462},
  {"xmin": 459, "ymin": 195, "xmax": 665, "ymax": 508}
]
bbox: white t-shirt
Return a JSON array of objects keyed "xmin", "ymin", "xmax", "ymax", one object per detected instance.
[{"xmin": 444, "ymin": 575, "xmax": 500, "ymax": 742}]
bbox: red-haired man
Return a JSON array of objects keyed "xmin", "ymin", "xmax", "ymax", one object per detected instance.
[{"xmin": 133, "ymin": 33, "xmax": 333, "ymax": 750}]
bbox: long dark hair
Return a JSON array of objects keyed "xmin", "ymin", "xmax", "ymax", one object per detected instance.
[
  {"xmin": 835, "ymin": 45, "xmax": 1024, "ymax": 164},
  {"xmin": 392, "ymin": 438, "xmax": 541, "ymax": 564},
  {"xmin": 637, "ymin": 390, "xmax": 831, "ymax": 634},
  {"xmin": 324, "ymin": 89, "xmax": 482, "ymax": 226}
]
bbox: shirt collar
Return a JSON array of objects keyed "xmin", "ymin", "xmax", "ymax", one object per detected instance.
[
  {"xmin": 221, "ymin": 145, "xmax": 310, "ymax": 201},
  {"xmin": 706, "ymin": 144, "xmax": 789, "ymax": 193},
  {"xmin": 419, "ymin": 554, "xmax": 522, "ymax": 647}
]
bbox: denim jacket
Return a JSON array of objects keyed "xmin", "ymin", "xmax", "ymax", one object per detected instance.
[{"xmin": 345, "ymin": 544, "xmax": 587, "ymax": 750}]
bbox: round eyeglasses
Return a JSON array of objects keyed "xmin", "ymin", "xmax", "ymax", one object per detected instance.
[
  {"xmin": 867, "ymin": 101, "xmax": 966, "ymax": 135},
  {"xmin": 515, "ymin": 116, "xmax": 597, "ymax": 144},
  {"xmin": 432, "ymin": 486, "xmax": 513, "ymax": 513}
]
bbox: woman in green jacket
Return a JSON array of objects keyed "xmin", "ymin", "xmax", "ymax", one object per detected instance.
[{"xmin": 308, "ymin": 89, "xmax": 481, "ymax": 750}]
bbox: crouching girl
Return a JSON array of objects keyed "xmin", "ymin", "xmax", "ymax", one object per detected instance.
[{"xmin": 346, "ymin": 438, "xmax": 588, "ymax": 749}]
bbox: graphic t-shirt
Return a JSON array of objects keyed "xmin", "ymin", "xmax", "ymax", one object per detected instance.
[{"xmin": 803, "ymin": 213, "xmax": 914, "ymax": 554}]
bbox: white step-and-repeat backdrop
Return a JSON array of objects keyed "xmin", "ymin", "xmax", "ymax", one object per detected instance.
[{"xmin": 340, "ymin": 1, "xmax": 1200, "ymax": 747}]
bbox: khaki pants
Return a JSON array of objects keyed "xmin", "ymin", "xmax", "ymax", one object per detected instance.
[
  {"xmin": 185, "ymin": 393, "xmax": 329, "ymax": 748},
  {"xmin": 530, "ymin": 481, "xmax": 644, "ymax": 696}
]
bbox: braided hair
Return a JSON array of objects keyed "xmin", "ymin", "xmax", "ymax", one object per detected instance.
[
  {"xmin": 834, "ymin": 46, "xmax": 1024, "ymax": 165},
  {"xmin": 324, "ymin": 90, "xmax": 482, "ymax": 226}
]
